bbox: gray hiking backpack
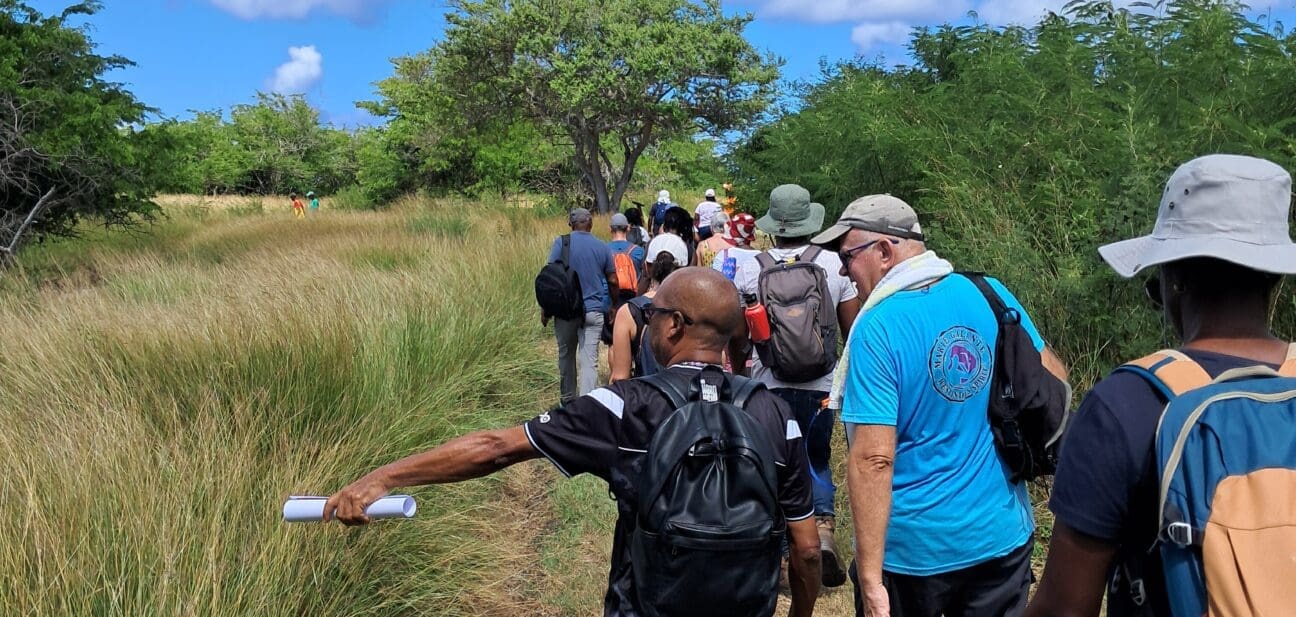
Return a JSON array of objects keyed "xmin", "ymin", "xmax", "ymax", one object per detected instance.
[{"xmin": 754, "ymin": 246, "xmax": 838, "ymax": 383}]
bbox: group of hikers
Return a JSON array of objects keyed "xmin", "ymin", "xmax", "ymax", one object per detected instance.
[{"xmin": 322, "ymin": 155, "xmax": 1296, "ymax": 617}]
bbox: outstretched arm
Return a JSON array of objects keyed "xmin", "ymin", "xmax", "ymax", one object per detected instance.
[{"xmin": 323, "ymin": 426, "xmax": 539, "ymax": 525}]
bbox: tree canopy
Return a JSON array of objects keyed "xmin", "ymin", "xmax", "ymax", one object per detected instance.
[
  {"xmin": 366, "ymin": 0, "xmax": 778, "ymax": 212},
  {"xmin": 729, "ymin": 0, "xmax": 1296, "ymax": 381},
  {"xmin": 0, "ymin": 0, "xmax": 159, "ymax": 248}
]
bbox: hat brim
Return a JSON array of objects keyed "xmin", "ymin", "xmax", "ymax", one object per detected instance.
[
  {"xmin": 1099, "ymin": 235, "xmax": 1296, "ymax": 278},
  {"xmin": 757, "ymin": 203, "xmax": 825, "ymax": 238},
  {"xmin": 811, "ymin": 223, "xmax": 851, "ymax": 248}
]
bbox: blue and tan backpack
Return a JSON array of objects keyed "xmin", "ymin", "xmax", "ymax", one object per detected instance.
[{"xmin": 1118, "ymin": 347, "xmax": 1296, "ymax": 616}]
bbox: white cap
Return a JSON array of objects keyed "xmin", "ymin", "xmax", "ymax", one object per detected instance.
[{"xmin": 705, "ymin": 188, "xmax": 716, "ymax": 198}]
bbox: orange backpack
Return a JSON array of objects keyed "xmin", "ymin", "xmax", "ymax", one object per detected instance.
[{"xmin": 613, "ymin": 247, "xmax": 638, "ymax": 293}]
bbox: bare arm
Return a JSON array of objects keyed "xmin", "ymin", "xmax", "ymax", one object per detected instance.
[
  {"xmin": 609, "ymin": 304, "xmax": 635, "ymax": 383},
  {"xmin": 837, "ymin": 297, "xmax": 862, "ymax": 343},
  {"xmin": 1042, "ymin": 346, "xmax": 1069, "ymax": 383},
  {"xmin": 728, "ymin": 312, "xmax": 750, "ymax": 377},
  {"xmin": 1025, "ymin": 522, "xmax": 1117, "ymax": 617},
  {"xmin": 848, "ymin": 423, "xmax": 897, "ymax": 617},
  {"xmin": 323, "ymin": 426, "xmax": 539, "ymax": 525},
  {"xmin": 786, "ymin": 517, "xmax": 822, "ymax": 617}
]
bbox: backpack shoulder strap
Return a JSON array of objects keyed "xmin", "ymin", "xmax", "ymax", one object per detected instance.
[
  {"xmin": 560, "ymin": 234, "xmax": 572, "ymax": 264},
  {"xmin": 1279, "ymin": 343, "xmax": 1296, "ymax": 378},
  {"xmin": 962, "ymin": 272, "xmax": 1016, "ymax": 324},
  {"xmin": 755, "ymin": 251, "xmax": 777, "ymax": 270},
  {"xmin": 801, "ymin": 245, "xmax": 823, "ymax": 263},
  {"xmin": 640, "ymin": 370, "xmax": 691, "ymax": 409},
  {"xmin": 728, "ymin": 375, "xmax": 765, "ymax": 408},
  {"xmin": 1117, "ymin": 350, "xmax": 1213, "ymax": 399}
]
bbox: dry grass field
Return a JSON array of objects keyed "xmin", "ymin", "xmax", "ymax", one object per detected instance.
[{"xmin": 0, "ymin": 195, "xmax": 1049, "ymax": 615}]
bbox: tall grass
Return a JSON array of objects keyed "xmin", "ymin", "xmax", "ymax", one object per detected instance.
[{"xmin": 0, "ymin": 198, "xmax": 568, "ymax": 615}]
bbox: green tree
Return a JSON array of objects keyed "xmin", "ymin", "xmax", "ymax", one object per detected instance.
[
  {"xmin": 0, "ymin": 0, "xmax": 160, "ymax": 251},
  {"xmin": 368, "ymin": 0, "xmax": 778, "ymax": 212},
  {"xmin": 730, "ymin": 0, "xmax": 1296, "ymax": 383}
]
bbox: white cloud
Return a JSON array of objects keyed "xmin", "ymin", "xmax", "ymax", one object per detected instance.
[
  {"xmin": 762, "ymin": 0, "xmax": 967, "ymax": 24},
  {"xmin": 974, "ymin": 0, "xmax": 1068, "ymax": 25},
  {"xmin": 269, "ymin": 45, "xmax": 323, "ymax": 94},
  {"xmin": 850, "ymin": 21, "xmax": 913, "ymax": 50},
  {"xmin": 209, "ymin": 0, "xmax": 389, "ymax": 22}
]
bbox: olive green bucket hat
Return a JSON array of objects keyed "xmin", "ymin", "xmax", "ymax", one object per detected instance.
[{"xmin": 756, "ymin": 184, "xmax": 826, "ymax": 238}]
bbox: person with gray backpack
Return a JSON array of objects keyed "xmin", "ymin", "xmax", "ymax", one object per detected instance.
[{"xmin": 729, "ymin": 184, "xmax": 861, "ymax": 588}]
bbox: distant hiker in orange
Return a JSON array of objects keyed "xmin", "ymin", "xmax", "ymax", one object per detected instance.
[
  {"xmin": 290, "ymin": 193, "xmax": 306, "ymax": 219},
  {"xmin": 723, "ymin": 182, "xmax": 739, "ymax": 216}
]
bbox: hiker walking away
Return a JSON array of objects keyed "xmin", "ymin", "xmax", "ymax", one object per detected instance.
[
  {"xmin": 710, "ymin": 213, "xmax": 759, "ymax": 281},
  {"xmin": 696, "ymin": 211, "xmax": 733, "ymax": 270},
  {"xmin": 649, "ymin": 190, "xmax": 675, "ymax": 236},
  {"xmin": 324, "ymin": 268, "xmax": 823, "ymax": 617},
  {"xmin": 695, "ymin": 189, "xmax": 724, "ymax": 240},
  {"xmin": 723, "ymin": 182, "xmax": 739, "ymax": 217},
  {"xmin": 540, "ymin": 208, "xmax": 617, "ymax": 404},
  {"xmin": 640, "ymin": 207, "xmax": 696, "ymax": 295},
  {"xmin": 812, "ymin": 195, "xmax": 1069, "ymax": 617},
  {"xmin": 664, "ymin": 206, "xmax": 698, "ymax": 263},
  {"xmin": 608, "ymin": 252, "xmax": 680, "ymax": 382},
  {"xmin": 290, "ymin": 193, "xmax": 305, "ymax": 219},
  {"xmin": 624, "ymin": 207, "xmax": 649, "ymax": 250},
  {"xmin": 1028, "ymin": 154, "xmax": 1296, "ymax": 617},
  {"xmin": 308, "ymin": 191, "xmax": 320, "ymax": 212},
  {"xmin": 607, "ymin": 213, "xmax": 646, "ymax": 307},
  {"xmin": 728, "ymin": 184, "xmax": 861, "ymax": 589}
]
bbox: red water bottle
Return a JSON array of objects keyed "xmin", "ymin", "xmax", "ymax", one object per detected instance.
[{"xmin": 745, "ymin": 303, "xmax": 771, "ymax": 343}]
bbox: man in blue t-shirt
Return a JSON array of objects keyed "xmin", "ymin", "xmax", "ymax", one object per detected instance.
[
  {"xmin": 545, "ymin": 208, "xmax": 617, "ymax": 404},
  {"xmin": 811, "ymin": 195, "xmax": 1068, "ymax": 617}
]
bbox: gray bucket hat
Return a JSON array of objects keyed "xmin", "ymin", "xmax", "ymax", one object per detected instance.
[
  {"xmin": 812, "ymin": 194, "xmax": 924, "ymax": 247},
  {"xmin": 757, "ymin": 184, "xmax": 825, "ymax": 238},
  {"xmin": 1100, "ymin": 154, "xmax": 1296, "ymax": 277}
]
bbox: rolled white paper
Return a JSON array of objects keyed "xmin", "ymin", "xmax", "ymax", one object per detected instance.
[{"xmin": 282, "ymin": 495, "xmax": 417, "ymax": 523}]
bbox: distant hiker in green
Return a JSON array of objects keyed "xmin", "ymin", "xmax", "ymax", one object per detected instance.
[{"xmin": 307, "ymin": 191, "xmax": 320, "ymax": 212}]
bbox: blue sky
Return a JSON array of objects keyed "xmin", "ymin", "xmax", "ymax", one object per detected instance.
[{"xmin": 29, "ymin": 0, "xmax": 1296, "ymax": 128}]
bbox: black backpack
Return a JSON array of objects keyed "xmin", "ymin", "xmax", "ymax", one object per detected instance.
[
  {"xmin": 964, "ymin": 273, "xmax": 1073, "ymax": 483},
  {"xmin": 535, "ymin": 234, "xmax": 584, "ymax": 320},
  {"xmin": 631, "ymin": 367, "xmax": 784, "ymax": 617}
]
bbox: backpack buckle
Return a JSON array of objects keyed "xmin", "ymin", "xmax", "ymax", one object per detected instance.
[
  {"xmin": 1129, "ymin": 577, "xmax": 1146, "ymax": 607},
  {"xmin": 1166, "ymin": 522, "xmax": 1194, "ymax": 546}
]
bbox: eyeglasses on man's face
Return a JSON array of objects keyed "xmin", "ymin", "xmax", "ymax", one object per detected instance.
[
  {"xmin": 839, "ymin": 237, "xmax": 900, "ymax": 268},
  {"xmin": 641, "ymin": 304, "xmax": 696, "ymax": 325}
]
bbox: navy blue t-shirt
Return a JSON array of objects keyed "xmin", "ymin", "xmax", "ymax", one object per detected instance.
[
  {"xmin": 548, "ymin": 231, "xmax": 616, "ymax": 314},
  {"xmin": 1049, "ymin": 349, "xmax": 1276, "ymax": 616}
]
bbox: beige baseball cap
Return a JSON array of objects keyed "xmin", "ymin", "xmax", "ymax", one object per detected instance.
[{"xmin": 811, "ymin": 194, "xmax": 924, "ymax": 247}]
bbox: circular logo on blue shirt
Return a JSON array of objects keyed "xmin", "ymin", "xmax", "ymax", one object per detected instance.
[{"xmin": 929, "ymin": 326, "xmax": 992, "ymax": 402}]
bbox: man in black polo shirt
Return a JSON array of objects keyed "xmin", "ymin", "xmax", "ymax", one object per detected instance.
[{"xmin": 323, "ymin": 267, "xmax": 823, "ymax": 617}]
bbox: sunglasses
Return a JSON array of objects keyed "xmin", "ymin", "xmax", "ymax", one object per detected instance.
[
  {"xmin": 1145, "ymin": 276, "xmax": 1163, "ymax": 308},
  {"xmin": 839, "ymin": 237, "xmax": 900, "ymax": 267},
  {"xmin": 641, "ymin": 304, "xmax": 696, "ymax": 325}
]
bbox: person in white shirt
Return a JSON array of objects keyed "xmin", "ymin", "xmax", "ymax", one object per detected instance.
[
  {"xmin": 695, "ymin": 188, "xmax": 725, "ymax": 240},
  {"xmin": 729, "ymin": 184, "xmax": 861, "ymax": 589}
]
